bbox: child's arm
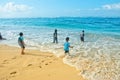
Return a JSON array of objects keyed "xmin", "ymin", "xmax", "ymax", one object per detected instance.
[
  {"xmin": 70, "ymin": 46, "xmax": 73, "ymax": 48},
  {"xmin": 69, "ymin": 43, "xmax": 73, "ymax": 48}
]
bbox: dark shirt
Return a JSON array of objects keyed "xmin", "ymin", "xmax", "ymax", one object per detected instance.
[
  {"xmin": 54, "ymin": 32, "xmax": 57, "ymax": 38},
  {"xmin": 0, "ymin": 34, "xmax": 2, "ymax": 39}
]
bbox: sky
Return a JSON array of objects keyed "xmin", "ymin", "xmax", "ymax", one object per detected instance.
[{"xmin": 0, "ymin": 0, "xmax": 120, "ymax": 18}]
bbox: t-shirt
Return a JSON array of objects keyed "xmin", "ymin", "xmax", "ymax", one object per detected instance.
[
  {"xmin": 54, "ymin": 33, "xmax": 57, "ymax": 38},
  {"xmin": 64, "ymin": 42, "xmax": 70, "ymax": 51},
  {"xmin": 0, "ymin": 34, "xmax": 2, "ymax": 39},
  {"xmin": 18, "ymin": 36, "xmax": 24, "ymax": 42},
  {"xmin": 18, "ymin": 36, "xmax": 24, "ymax": 46},
  {"xmin": 80, "ymin": 33, "xmax": 84, "ymax": 38}
]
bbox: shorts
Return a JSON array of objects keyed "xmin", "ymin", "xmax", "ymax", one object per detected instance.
[
  {"xmin": 21, "ymin": 45, "xmax": 25, "ymax": 49},
  {"xmin": 81, "ymin": 37, "xmax": 84, "ymax": 42},
  {"xmin": 65, "ymin": 50, "xmax": 69, "ymax": 53},
  {"xmin": 18, "ymin": 43, "xmax": 25, "ymax": 49}
]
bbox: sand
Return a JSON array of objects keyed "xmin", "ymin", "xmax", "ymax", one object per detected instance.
[{"xmin": 0, "ymin": 45, "xmax": 84, "ymax": 80}]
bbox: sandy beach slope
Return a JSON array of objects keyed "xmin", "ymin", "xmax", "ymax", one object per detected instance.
[{"xmin": 0, "ymin": 45, "xmax": 84, "ymax": 80}]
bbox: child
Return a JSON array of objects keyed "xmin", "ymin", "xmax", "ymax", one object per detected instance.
[
  {"xmin": 0, "ymin": 33, "xmax": 3, "ymax": 40},
  {"xmin": 0, "ymin": 32, "xmax": 6, "ymax": 40},
  {"xmin": 53, "ymin": 29, "xmax": 58, "ymax": 43},
  {"xmin": 80, "ymin": 30, "xmax": 85, "ymax": 42},
  {"xmin": 64, "ymin": 37, "xmax": 73, "ymax": 56},
  {"xmin": 18, "ymin": 32, "xmax": 25, "ymax": 55}
]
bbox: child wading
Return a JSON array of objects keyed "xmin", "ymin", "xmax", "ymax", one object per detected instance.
[
  {"xmin": 53, "ymin": 29, "xmax": 58, "ymax": 43},
  {"xmin": 80, "ymin": 30, "xmax": 85, "ymax": 42},
  {"xmin": 64, "ymin": 37, "xmax": 73, "ymax": 56}
]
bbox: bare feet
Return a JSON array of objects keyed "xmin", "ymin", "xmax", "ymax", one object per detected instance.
[{"xmin": 21, "ymin": 52, "xmax": 25, "ymax": 55}]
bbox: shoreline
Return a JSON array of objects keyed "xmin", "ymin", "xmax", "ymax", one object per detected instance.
[{"xmin": 0, "ymin": 44, "xmax": 84, "ymax": 80}]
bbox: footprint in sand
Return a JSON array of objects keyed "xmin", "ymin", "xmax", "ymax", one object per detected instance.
[
  {"xmin": 10, "ymin": 71, "xmax": 17, "ymax": 75},
  {"xmin": 41, "ymin": 60, "xmax": 45, "ymax": 63},
  {"xmin": 45, "ymin": 61, "xmax": 53, "ymax": 65},
  {"xmin": 10, "ymin": 71, "xmax": 17, "ymax": 77},
  {"xmin": 3, "ymin": 60, "xmax": 8, "ymax": 62},
  {"xmin": 49, "ymin": 61, "xmax": 52, "ymax": 63},
  {"xmin": 2, "ymin": 60, "xmax": 9, "ymax": 64},
  {"xmin": 39, "ymin": 66, "xmax": 42, "ymax": 68},
  {"xmin": 45, "ymin": 63, "xmax": 48, "ymax": 65},
  {"xmin": 27, "ymin": 64, "xmax": 32, "ymax": 66}
]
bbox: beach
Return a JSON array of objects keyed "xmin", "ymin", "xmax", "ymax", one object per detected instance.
[
  {"xmin": 0, "ymin": 44, "xmax": 84, "ymax": 80},
  {"xmin": 0, "ymin": 17, "xmax": 120, "ymax": 80}
]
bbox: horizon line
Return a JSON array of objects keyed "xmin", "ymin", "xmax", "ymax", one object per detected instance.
[{"xmin": 0, "ymin": 16, "xmax": 120, "ymax": 19}]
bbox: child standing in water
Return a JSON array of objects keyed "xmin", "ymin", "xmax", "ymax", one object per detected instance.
[
  {"xmin": 64, "ymin": 37, "xmax": 73, "ymax": 56},
  {"xmin": 0, "ymin": 32, "xmax": 6, "ymax": 40},
  {"xmin": 0, "ymin": 33, "xmax": 3, "ymax": 40},
  {"xmin": 18, "ymin": 32, "xmax": 25, "ymax": 55},
  {"xmin": 80, "ymin": 30, "xmax": 85, "ymax": 42},
  {"xmin": 53, "ymin": 29, "xmax": 58, "ymax": 43}
]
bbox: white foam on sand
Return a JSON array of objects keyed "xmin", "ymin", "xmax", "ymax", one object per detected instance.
[
  {"xmin": 1, "ymin": 29, "xmax": 120, "ymax": 80},
  {"xmin": 63, "ymin": 36, "xmax": 120, "ymax": 80}
]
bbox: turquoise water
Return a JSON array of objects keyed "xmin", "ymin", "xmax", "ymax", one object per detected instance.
[
  {"xmin": 0, "ymin": 17, "xmax": 120, "ymax": 46},
  {"xmin": 0, "ymin": 17, "xmax": 120, "ymax": 80},
  {"xmin": 0, "ymin": 17, "xmax": 120, "ymax": 33}
]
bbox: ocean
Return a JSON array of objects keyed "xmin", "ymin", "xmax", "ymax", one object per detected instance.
[{"xmin": 0, "ymin": 17, "xmax": 120, "ymax": 80}]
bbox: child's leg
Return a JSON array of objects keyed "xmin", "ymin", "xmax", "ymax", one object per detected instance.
[
  {"xmin": 21, "ymin": 48, "xmax": 25, "ymax": 55},
  {"xmin": 65, "ymin": 51, "xmax": 70, "ymax": 56},
  {"xmin": 68, "ymin": 52, "xmax": 70, "ymax": 56},
  {"xmin": 56, "ymin": 38, "xmax": 58, "ymax": 43},
  {"xmin": 55, "ymin": 37, "xmax": 58, "ymax": 43},
  {"xmin": 53, "ymin": 37, "xmax": 55, "ymax": 43}
]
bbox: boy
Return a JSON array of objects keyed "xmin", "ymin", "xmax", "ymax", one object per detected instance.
[
  {"xmin": 80, "ymin": 30, "xmax": 85, "ymax": 42},
  {"xmin": 64, "ymin": 37, "xmax": 73, "ymax": 56},
  {"xmin": 0, "ymin": 33, "xmax": 3, "ymax": 40},
  {"xmin": 18, "ymin": 32, "xmax": 25, "ymax": 55},
  {"xmin": 0, "ymin": 32, "xmax": 6, "ymax": 40},
  {"xmin": 53, "ymin": 29, "xmax": 58, "ymax": 43}
]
